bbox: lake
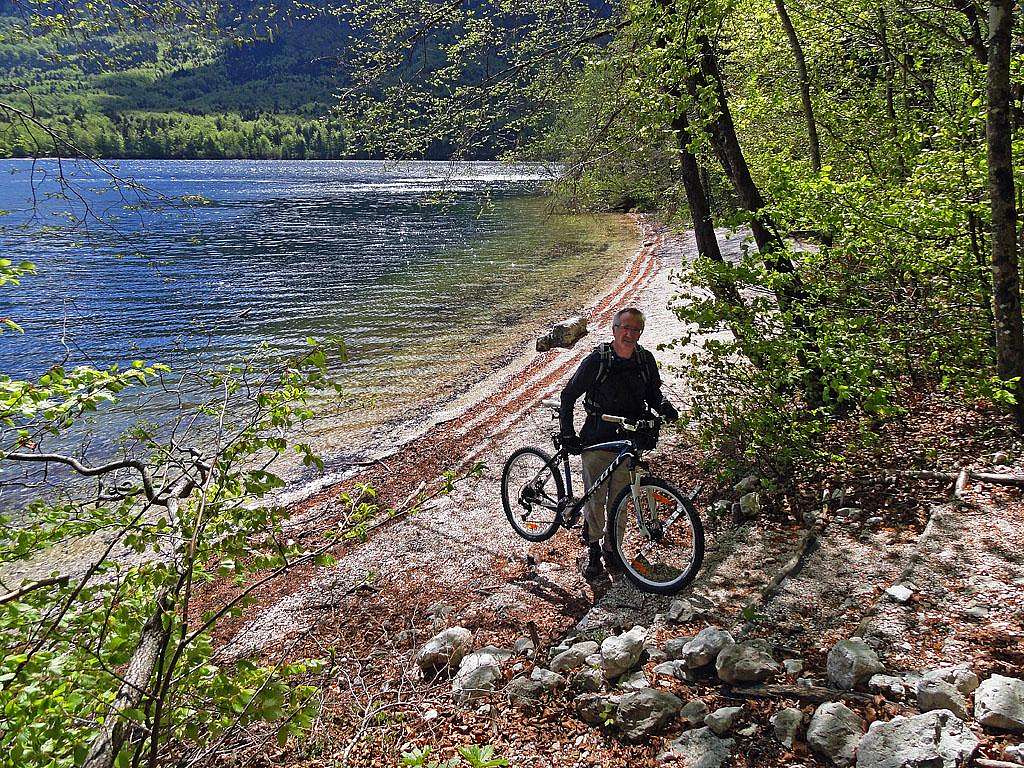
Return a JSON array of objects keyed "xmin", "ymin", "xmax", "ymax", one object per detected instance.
[{"xmin": 0, "ymin": 160, "xmax": 634, "ymax": 502}]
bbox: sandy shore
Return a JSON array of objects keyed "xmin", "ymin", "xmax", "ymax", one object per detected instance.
[{"xmin": 216, "ymin": 215, "xmax": 709, "ymax": 656}]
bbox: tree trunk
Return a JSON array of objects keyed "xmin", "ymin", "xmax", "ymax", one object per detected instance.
[
  {"xmin": 987, "ymin": 0, "xmax": 1024, "ymax": 429},
  {"xmin": 774, "ymin": 0, "xmax": 821, "ymax": 173}
]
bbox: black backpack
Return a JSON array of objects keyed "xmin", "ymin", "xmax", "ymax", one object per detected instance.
[{"xmin": 582, "ymin": 342, "xmax": 655, "ymax": 416}]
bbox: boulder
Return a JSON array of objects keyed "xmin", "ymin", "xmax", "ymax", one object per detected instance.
[
  {"xmin": 716, "ymin": 642, "xmax": 782, "ymax": 684},
  {"xmin": 601, "ymin": 625, "xmax": 647, "ymax": 678},
  {"xmin": 771, "ymin": 707, "xmax": 805, "ymax": 748},
  {"xmin": 784, "ymin": 658, "xmax": 805, "ymax": 676},
  {"xmin": 652, "ymin": 660, "xmax": 694, "ymax": 683},
  {"xmin": 733, "ymin": 475, "xmax": 759, "ymax": 494},
  {"xmin": 536, "ymin": 315, "xmax": 588, "ymax": 352},
  {"xmin": 416, "ymin": 626, "xmax": 473, "ymax": 674},
  {"xmin": 568, "ymin": 666, "xmax": 606, "ymax": 694},
  {"xmin": 856, "ymin": 709, "xmax": 978, "ymax": 768},
  {"xmin": 916, "ymin": 678, "xmax": 969, "ymax": 720},
  {"xmin": 618, "ymin": 670, "xmax": 650, "ymax": 691},
  {"xmin": 922, "ymin": 664, "xmax": 980, "ymax": 696},
  {"xmin": 680, "ymin": 698, "xmax": 710, "ymax": 726},
  {"xmin": 550, "ymin": 640, "xmax": 600, "ymax": 675},
  {"xmin": 658, "ymin": 727, "xmax": 734, "ymax": 768},
  {"xmin": 739, "ymin": 492, "xmax": 760, "ymax": 518},
  {"xmin": 705, "ymin": 705, "xmax": 743, "ymax": 736},
  {"xmin": 451, "ymin": 646, "xmax": 511, "ymax": 700},
  {"xmin": 615, "ymin": 688, "xmax": 683, "ymax": 740},
  {"xmin": 807, "ymin": 701, "xmax": 864, "ymax": 767},
  {"xmin": 884, "ymin": 584, "xmax": 914, "ymax": 603},
  {"xmin": 529, "ymin": 666, "xmax": 565, "ymax": 692},
  {"xmin": 975, "ymin": 674, "xmax": 1024, "ymax": 732},
  {"xmin": 505, "ymin": 675, "xmax": 547, "ymax": 703},
  {"xmin": 868, "ymin": 674, "xmax": 906, "ymax": 699},
  {"xmin": 664, "ymin": 636, "xmax": 693, "ymax": 660},
  {"xmin": 827, "ymin": 638, "xmax": 885, "ymax": 690},
  {"xmin": 680, "ymin": 627, "xmax": 735, "ymax": 669},
  {"xmin": 668, "ymin": 598, "xmax": 696, "ymax": 624}
]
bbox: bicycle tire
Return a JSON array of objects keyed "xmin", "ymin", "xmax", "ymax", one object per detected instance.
[
  {"xmin": 609, "ymin": 477, "xmax": 704, "ymax": 595},
  {"xmin": 501, "ymin": 447, "xmax": 565, "ymax": 542}
]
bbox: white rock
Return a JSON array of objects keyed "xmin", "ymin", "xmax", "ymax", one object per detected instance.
[
  {"xmin": 868, "ymin": 674, "xmax": 906, "ymax": 698},
  {"xmin": 451, "ymin": 646, "xmax": 511, "ymax": 700},
  {"xmin": 680, "ymin": 627, "xmax": 735, "ymax": 669},
  {"xmin": 827, "ymin": 638, "xmax": 885, "ymax": 690},
  {"xmin": 885, "ymin": 584, "xmax": 914, "ymax": 603},
  {"xmin": 659, "ymin": 727, "xmax": 734, "ymax": 767},
  {"xmin": 652, "ymin": 660, "xmax": 693, "ymax": 682},
  {"xmin": 705, "ymin": 705, "xmax": 743, "ymax": 736},
  {"xmin": 736, "ymin": 724, "xmax": 758, "ymax": 737},
  {"xmin": 807, "ymin": 701, "xmax": 864, "ymax": 767},
  {"xmin": 600, "ymin": 626, "xmax": 647, "ymax": 678},
  {"xmin": 1003, "ymin": 743, "xmax": 1024, "ymax": 762},
  {"xmin": 964, "ymin": 604, "xmax": 990, "ymax": 620},
  {"xmin": 618, "ymin": 670, "xmax": 650, "ymax": 691},
  {"xmin": 663, "ymin": 636, "xmax": 693, "ymax": 660},
  {"xmin": 550, "ymin": 640, "xmax": 600, "ymax": 674},
  {"xmin": 916, "ymin": 678, "xmax": 969, "ymax": 720},
  {"xmin": 975, "ymin": 674, "xmax": 1024, "ymax": 732},
  {"xmin": 856, "ymin": 709, "xmax": 978, "ymax": 768},
  {"xmin": 922, "ymin": 664, "xmax": 980, "ymax": 696},
  {"xmin": 668, "ymin": 598, "xmax": 696, "ymax": 623},
  {"xmin": 568, "ymin": 666, "xmax": 606, "ymax": 694},
  {"xmin": 784, "ymin": 658, "xmax": 805, "ymax": 675},
  {"xmin": 771, "ymin": 707, "xmax": 804, "ymax": 748},
  {"xmin": 416, "ymin": 626, "xmax": 473, "ymax": 673},
  {"xmin": 716, "ymin": 642, "xmax": 781, "ymax": 684}
]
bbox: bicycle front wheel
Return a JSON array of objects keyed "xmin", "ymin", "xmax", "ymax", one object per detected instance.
[
  {"xmin": 609, "ymin": 478, "xmax": 704, "ymax": 595},
  {"xmin": 501, "ymin": 447, "xmax": 565, "ymax": 542}
]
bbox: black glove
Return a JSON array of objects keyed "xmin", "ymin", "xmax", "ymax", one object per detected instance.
[
  {"xmin": 560, "ymin": 433, "xmax": 583, "ymax": 455},
  {"xmin": 657, "ymin": 399, "xmax": 680, "ymax": 423}
]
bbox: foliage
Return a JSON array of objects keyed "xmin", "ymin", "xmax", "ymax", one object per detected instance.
[
  {"xmin": 401, "ymin": 744, "xmax": 509, "ymax": 768},
  {"xmin": 542, "ymin": 0, "xmax": 1022, "ymax": 484},
  {"xmin": 0, "ymin": 323, "xmax": 348, "ymax": 766}
]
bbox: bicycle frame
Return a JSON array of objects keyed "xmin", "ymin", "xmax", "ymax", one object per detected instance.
[{"xmin": 553, "ymin": 439, "xmax": 653, "ymax": 533}]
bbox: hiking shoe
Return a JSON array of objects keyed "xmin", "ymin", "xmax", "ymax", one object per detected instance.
[
  {"xmin": 602, "ymin": 546, "xmax": 624, "ymax": 573},
  {"xmin": 583, "ymin": 543, "xmax": 603, "ymax": 580}
]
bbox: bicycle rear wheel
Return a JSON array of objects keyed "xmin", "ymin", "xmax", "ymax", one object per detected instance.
[
  {"xmin": 609, "ymin": 478, "xmax": 704, "ymax": 594},
  {"xmin": 501, "ymin": 447, "xmax": 565, "ymax": 542}
]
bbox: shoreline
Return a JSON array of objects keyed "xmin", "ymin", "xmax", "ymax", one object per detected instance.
[{"xmin": 275, "ymin": 212, "xmax": 654, "ymax": 511}]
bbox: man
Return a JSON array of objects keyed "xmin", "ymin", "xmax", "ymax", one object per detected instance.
[{"xmin": 559, "ymin": 307, "xmax": 679, "ymax": 580}]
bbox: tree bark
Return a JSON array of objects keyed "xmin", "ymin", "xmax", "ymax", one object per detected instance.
[
  {"xmin": 774, "ymin": 0, "xmax": 821, "ymax": 173},
  {"xmin": 986, "ymin": 0, "xmax": 1024, "ymax": 429}
]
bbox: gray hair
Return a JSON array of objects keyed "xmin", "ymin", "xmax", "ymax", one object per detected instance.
[{"xmin": 612, "ymin": 307, "xmax": 645, "ymax": 329}]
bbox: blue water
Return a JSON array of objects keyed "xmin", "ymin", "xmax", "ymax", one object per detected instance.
[{"xmin": 0, "ymin": 160, "xmax": 631, "ymax": 471}]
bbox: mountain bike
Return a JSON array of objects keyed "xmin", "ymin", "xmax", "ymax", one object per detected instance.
[{"xmin": 500, "ymin": 398, "xmax": 704, "ymax": 595}]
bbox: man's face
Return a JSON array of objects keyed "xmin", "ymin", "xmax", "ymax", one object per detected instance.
[{"xmin": 612, "ymin": 313, "xmax": 644, "ymax": 354}]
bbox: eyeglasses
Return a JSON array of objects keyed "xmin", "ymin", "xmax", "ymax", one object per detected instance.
[{"xmin": 614, "ymin": 324, "xmax": 644, "ymax": 334}]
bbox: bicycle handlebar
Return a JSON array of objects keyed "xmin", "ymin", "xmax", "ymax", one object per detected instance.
[{"xmin": 600, "ymin": 414, "xmax": 661, "ymax": 431}]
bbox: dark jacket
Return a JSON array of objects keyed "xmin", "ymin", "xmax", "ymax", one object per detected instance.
[{"xmin": 559, "ymin": 344, "xmax": 667, "ymax": 446}]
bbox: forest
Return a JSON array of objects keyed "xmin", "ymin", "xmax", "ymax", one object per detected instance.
[{"xmin": 2, "ymin": 0, "xmax": 1024, "ymax": 766}]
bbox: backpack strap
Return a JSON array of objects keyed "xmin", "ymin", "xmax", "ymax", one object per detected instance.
[{"xmin": 583, "ymin": 343, "xmax": 613, "ymax": 415}]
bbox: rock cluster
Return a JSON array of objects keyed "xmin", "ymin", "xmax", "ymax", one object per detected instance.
[{"xmin": 413, "ymin": 622, "xmax": 1024, "ymax": 766}]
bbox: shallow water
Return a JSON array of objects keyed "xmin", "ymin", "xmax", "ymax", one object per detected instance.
[{"xmin": 0, "ymin": 159, "xmax": 635, "ymax": 505}]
